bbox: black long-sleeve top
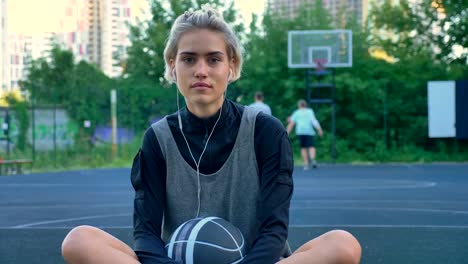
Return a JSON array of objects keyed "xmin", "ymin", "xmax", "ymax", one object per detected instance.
[{"xmin": 131, "ymin": 99, "xmax": 294, "ymax": 263}]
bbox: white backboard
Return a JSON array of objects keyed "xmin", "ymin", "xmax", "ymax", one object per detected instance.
[
  {"xmin": 288, "ymin": 30, "xmax": 352, "ymax": 68},
  {"xmin": 428, "ymin": 81, "xmax": 456, "ymax": 138}
]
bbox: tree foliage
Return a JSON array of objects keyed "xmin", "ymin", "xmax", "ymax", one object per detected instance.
[
  {"xmin": 21, "ymin": 45, "xmax": 114, "ymax": 137},
  {"xmin": 20, "ymin": 0, "xmax": 468, "ymax": 160},
  {"xmin": 3, "ymin": 94, "xmax": 29, "ymax": 151},
  {"xmin": 369, "ymin": 0, "xmax": 467, "ymax": 64}
]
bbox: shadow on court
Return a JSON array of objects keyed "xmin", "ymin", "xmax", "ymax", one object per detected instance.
[{"xmin": 1, "ymin": 164, "xmax": 467, "ymax": 263}]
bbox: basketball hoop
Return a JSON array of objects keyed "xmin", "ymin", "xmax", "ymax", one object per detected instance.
[{"xmin": 288, "ymin": 30, "xmax": 352, "ymax": 69}]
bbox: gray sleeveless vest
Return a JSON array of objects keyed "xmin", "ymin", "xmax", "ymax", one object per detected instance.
[{"xmin": 151, "ymin": 107, "xmax": 260, "ymax": 250}]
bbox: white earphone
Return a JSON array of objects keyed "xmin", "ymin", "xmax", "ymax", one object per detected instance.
[
  {"xmin": 228, "ymin": 69, "xmax": 233, "ymax": 82},
  {"xmin": 173, "ymin": 67, "xmax": 223, "ymax": 218},
  {"xmin": 172, "ymin": 69, "xmax": 177, "ymax": 82}
]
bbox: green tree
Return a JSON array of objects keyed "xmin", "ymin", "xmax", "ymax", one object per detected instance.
[
  {"xmin": 21, "ymin": 45, "xmax": 114, "ymax": 139},
  {"xmin": 369, "ymin": 0, "xmax": 467, "ymax": 64},
  {"xmin": 4, "ymin": 95, "xmax": 29, "ymax": 151},
  {"xmin": 69, "ymin": 61, "xmax": 114, "ymax": 135},
  {"xmin": 22, "ymin": 45, "xmax": 74, "ymax": 105},
  {"xmin": 367, "ymin": 0, "xmax": 467, "ymax": 152}
]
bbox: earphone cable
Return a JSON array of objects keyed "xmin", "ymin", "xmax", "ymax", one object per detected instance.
[{"xmin": 177, "ymin": 90, "xmax": 223, "ymax": 218}]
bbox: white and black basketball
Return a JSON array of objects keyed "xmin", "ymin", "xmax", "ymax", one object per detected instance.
[{"xmin": 165, "ymin": 216, "xmax": 246, "ymax": 264}]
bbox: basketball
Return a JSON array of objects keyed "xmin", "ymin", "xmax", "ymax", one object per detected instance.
[{"xmin": 165, "ymin": 216, "xmax": 246, "ymax": 264}]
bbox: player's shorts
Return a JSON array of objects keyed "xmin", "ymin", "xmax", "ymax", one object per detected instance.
[{"xmin": 298, "ymin": 135, "xmax": 315, "ymax": 148}]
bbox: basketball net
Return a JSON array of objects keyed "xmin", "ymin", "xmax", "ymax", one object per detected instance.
[{"xmin": 314, "ymin": 59, "xmax": 328, "ymax": 76}]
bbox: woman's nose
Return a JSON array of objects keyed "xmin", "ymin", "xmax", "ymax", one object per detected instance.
[{"xmin": 194, "ymin": 61, "xmax": 208, "ymax": 78}]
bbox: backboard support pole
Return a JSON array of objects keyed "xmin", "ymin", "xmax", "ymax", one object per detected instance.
[
  {"xmin": 289, "ymin": 29, "xmax": 352, "ymax": 164},
  {"xmin": 306, "ymin": 67, "xmax": 337, "ymax": 163}
]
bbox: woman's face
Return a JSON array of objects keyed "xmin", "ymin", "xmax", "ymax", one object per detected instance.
[{"xmin": 171, "ymin": 29, "xmax": 232, "ymax": 116}]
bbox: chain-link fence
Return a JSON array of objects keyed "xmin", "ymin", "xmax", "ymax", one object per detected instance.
[{"xmin": 0, "ymin": 99, "xmax": 140, "ymax": 172}]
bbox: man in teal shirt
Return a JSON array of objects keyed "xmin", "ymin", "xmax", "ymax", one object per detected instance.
[{"xmin": 287, "ymin": 99, "xmax": 323, "ymax": 170}]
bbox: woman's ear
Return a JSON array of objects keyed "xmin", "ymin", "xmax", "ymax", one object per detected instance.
[
  {"xmin": 169, "ymin": 59, "xmax": 176, "ymax": 82},
  {"xmin": 229, "ymin": 58, "xmax": 236, "ymax": 81}
]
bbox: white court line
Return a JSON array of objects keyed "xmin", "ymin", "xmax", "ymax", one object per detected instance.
[
  {"xmin": 3, "ymin": 224, "xmax": 468, "ymax": 229},
  {"xmin": 0, "ymin": 226, "xmax": 133, "ymax": 229},
  {"xmin": 294, "ymin": 181, "xmax": 437, "ymax": 191},
  {"xmin": 290, "ymin": 206, "xmax": 468, "ymax": 215},
  {"xmin": 289, "ymin": 224, "xmax": 468, "ymax": 228},
  {"xmin": 12, "ymin": 213, "xmax": 131, "ymax": 228},
  {"xmin": 0, "ymin": 204, "xmax": 131, "ymax": 209},
  {"xmin": 0, "ymin": 184, "xmax": 129, "ymax": 187},
  {"xmin": 292, "ymin": 200, "xmax": 468, "ymax": 204},
  {"xmin": 3, "ymin": 201, "xmax": 465, "ymax": 209},
  {"xmin": 403, "ymin": 164, "xmax": 425, "ymax": 171}
]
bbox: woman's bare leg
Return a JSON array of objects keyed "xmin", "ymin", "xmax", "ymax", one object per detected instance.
[
  {"xmin": 62, "ymin": 225, "xmax": 139, "ymax": 264},
  {"xmin": 278, "ymin": 230, "xmax": 361, "ymax": 264}
]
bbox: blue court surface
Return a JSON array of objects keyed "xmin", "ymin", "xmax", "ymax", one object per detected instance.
[{"xmin": 1, "ymin": 164, "xmax": 467, "ymax": 263}]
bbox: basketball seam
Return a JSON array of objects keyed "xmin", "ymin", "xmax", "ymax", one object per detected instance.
[
  {"xmin": 212, "ymin": 220, "xmax": 245, "ymax": 259},
  {"xmin": 167, "ymin": 219, "xmax": 186, "ymax": 256},
  {"xmin": 166, "ymin": 217, "xmax": 245, "ymax": 264},
  {"xmin": 169, "ymin": 240, "xmax": 243, "ymax": 252},
  {"xmin": 185, "ymin": 216, "xmax": 218, "ymax": 264}
]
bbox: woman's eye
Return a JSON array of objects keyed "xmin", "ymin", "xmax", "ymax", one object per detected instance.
[
  {"xmin": 182, "ymin": 57, "xmax": 194, "ymax": 63},
  {"xmin": 208, "ymin": 57, "xmax": 221, "ymax": 64}
]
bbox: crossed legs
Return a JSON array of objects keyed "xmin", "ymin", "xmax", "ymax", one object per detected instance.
[
  {"xmin": 62, "ymin": 225, "xmax": 139, "ymax": 264},
  {"xmin": 62, "ymin": 226, "xmax": 361, "ymax": 264},
  {"xmin": 279, "ymin": 230, "xmax": 361, "ymax": 264}
]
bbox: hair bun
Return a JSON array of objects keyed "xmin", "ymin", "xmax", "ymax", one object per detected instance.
[
  {"xmin": 184, "ymin": 11, "xmax": 193, "ymax": 19},
  {"xmin": 201, "ymin": 4, "xmax": 222, "ymax": 19}
]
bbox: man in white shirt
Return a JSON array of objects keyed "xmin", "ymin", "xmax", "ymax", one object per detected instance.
[{"xmin": 249, "ymin": 91, "xmax": 272, "ymax": 115}]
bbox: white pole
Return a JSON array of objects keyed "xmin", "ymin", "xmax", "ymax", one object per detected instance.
[{"xmin": 111, "ymin": 89, "xmax": 117, "ymax": 159}]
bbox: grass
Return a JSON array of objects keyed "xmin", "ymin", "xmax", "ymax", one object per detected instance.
[
  {"xmin": 1, "ymin": 136, "xmax": 466, "ymax": 173},
  {"xmin": 1, "ymin": 137, "xmax": 140, "ymax": 173}
]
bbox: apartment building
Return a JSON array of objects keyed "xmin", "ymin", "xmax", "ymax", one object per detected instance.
[
  {"xmin": 57, "ymin": 0, "xmax": 131, "ymax": 77},
  {"xmin": 57, "ymin": 0, "xmax": 90, "ymax": 63},
  {"xmin": 8, "ymin": 33, "xmax": 57, "ymax": 89},
  {"xmin": 87, "ymin": 0, "xmax": 132, "ymax": 77},
  {"xmin": 1, "ymin": 0, "xmax": 9, "ymax": 91},
  {"xmin": 2, "ymin": 0, "xmax": 133, "ymax": 92}
]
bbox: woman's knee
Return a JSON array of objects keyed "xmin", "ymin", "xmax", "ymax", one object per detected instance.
[
  {"xmin": 62, "ymin": 225, "xmax": 99, "ymax": 259},
  {"xmin": 324, "ymin": 230, "xmax": 362, "ymax": 264}
]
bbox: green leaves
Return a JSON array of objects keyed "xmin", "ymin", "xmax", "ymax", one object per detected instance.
[
  {"xmin": 369, "ymin": 0, "xmax": 468, "ymax": 64},
  {"xmin": 22, "ymin": 46, "xmax": 113, "ymax": 136},
  {"xmin": 20, "ymin": 0, "xmax": 468, "ymax": 161}
]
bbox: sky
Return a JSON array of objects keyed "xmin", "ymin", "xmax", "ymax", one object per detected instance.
[
  {"xmin": 8, "ymin": 0, "xmax": 266, "ymax": 35},
  {"xmin": 9, "ymin": 0, "xmax": 65, "ymax": 34}
]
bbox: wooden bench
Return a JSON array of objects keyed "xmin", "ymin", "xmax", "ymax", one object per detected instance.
[{"xmin": 0, "ymin": 159, "xmax": 33, "ymax": 175}]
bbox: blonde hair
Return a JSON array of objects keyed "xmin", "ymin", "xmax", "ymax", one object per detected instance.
[{"xmin": 163, "ymin": 5, "xmax": 243, "ymax": 83}]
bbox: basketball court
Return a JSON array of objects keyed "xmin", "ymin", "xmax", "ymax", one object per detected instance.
[{"xmin": 1, "ymin": 164, "xmax": 467, "ymax": 263}]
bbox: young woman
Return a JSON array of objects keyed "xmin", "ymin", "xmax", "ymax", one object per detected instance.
[{"xmin": 61, "ymin": 6, "xmax": 361, "ymax": 264}]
